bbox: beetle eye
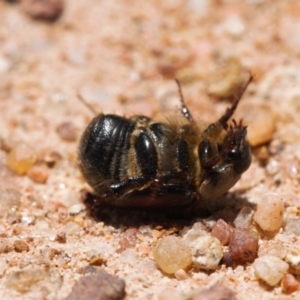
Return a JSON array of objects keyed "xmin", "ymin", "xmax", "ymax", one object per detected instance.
[{"xmin": 228, "ymin": 147, "xmax": 239, "ymax": 158}]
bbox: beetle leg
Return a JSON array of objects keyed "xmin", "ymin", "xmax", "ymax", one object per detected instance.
[
  {"xmin": 109, "ymin": 169, "xmax": 189, "ymax": 196},
  {"xmin": 109, "ymin": 176, "xmax": 150, "ymax": 196},
  {"xmin": 175, "ymin": 79, "xmax": 193, "ymax": 122},
  {"xmin": 218, "ymin": 74, "xmax": 253, "ymax": 129}
]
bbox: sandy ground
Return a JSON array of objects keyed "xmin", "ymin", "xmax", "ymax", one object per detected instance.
[{"xmin": 1, "ymin": 0, "xmax": 300, "ymax": 299}]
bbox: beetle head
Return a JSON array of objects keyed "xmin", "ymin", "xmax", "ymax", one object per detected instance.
[{"xmin": 223, "ymin": 119, "xmax": 251, "ymax": 174}]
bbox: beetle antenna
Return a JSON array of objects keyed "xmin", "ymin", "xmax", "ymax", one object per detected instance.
[
  {"xmin": 219, "ymin": 73, "xmax": 253, "ymax": 129},
  {"xmin": 175, "ymin": 79, "xmax": 193, "ymax": 122},
  {"xmin": 77, "ymin": 92, "xmax": 98, "ymax": 116}
]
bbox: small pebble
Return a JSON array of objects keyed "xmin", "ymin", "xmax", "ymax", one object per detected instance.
[
  {"xmin": 284, "ymin": 248, "xmax": 300, "ymax": 275},
  {"xmin": 182, "ymin": 222, "xmax": 207, "ymax": 246},
  {"xmin": 211, "ymin": 219, "xmax": 233, "ymax": 245},
  {"xmin": 266, "ymin": 158, "xmax": 280, "ymax": 176},
  {"xmin": 258, "ymin": 240, "xmax": 287, "ymax": 259},
  {"xmin": 153, "ymin": 236, "xmax": 192, "ymax": 275},
  {"xmin": 192, "ymin": 284, "xmax": 237, "ymax": 300},
  {"xmin": 174, "ymin": 269, "xmax": 189, "ymax": 280},
  {"xmin": 284, "ymin": 217, "xmax": 300, "ymax": 235},
  {"xmin": 281, "ymin": 273, "xmax": 299, "ymax": 294},
  {"xmin": 44, "ymin": 151, "xmax": 62, "ymax": 168},
  {"xmin": 236, "ymin": 102, "xmax": 275, "ymax": 146},
  {"xmin": 6, "ymin": 143, "xmax": 36, "ymax": 175},
  {"xmin": 207, "ymin": 58, "xmax": 246, "ymax": 99},
  {"xmin": 254, "ymin": 194, "xmax": 284, "ymax": 232},
  {"xmin": 191, "ymin": 235, "xmax": 223, "ymax": 270},
  {"xmin": 89, "ymin": 255, "xmax": 106, "ymax": 267},
  {"xmin": 56, "ymin": 122, "xmax": 77, "ymax": 142},
  {"xmin": 65, "ymin": 269, "xmax": 125, "ymax": 300},
  {"xmin": 224, "ymin": 228, "xmax": 258, "ymax": 266},
  {"xmin": 64, "ymin": 222, "xmax": 81, "ymax": 235},
  {"xmin": 119, "ymin": 249, "xmax": 138, "ymax": 266},
  {"xmin": 42, "ymin": 248, "xmax": 60, "ymax": 261},
  {"xmin": 234, "ymin": 206, "xmax": 254, "ymax": 229},
  {"xmin": 253, "ymin": 255, "xmax": 289, "ymax": 286},
  {"xmin": 27, "ymin": 165, "xmax": 48, "ymax": 183},
  {"xmin": 21, "ymin": 0, "xmax": 64, "ymax": 22},
  {"xmin": 68, "ymin": 203, "xmax": 85, "ymax": 215},
  {"xmin": 6, "ymin": 269, "xmax": 46, "ymax": 293},
  {"xmin": 158, "ymin": 288, "xmax": 185, "ymax": 300},
  {"xmin": 13, "ymin": 240, "xmax": 29, "ymax": 252},
  {"xmin": 6, "ymin": 269, "xmax": 62, "ymax": 294},
  {"xmin": 118, "ymin": 228, "xmax": 140, "ymax": 253},
  {"xmin": 55, "ymin": 231, "xmax": 66, "ymax": 243}
]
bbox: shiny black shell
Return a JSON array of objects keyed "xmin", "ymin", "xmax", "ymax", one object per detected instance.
[{"xmin": 78, "ymin": 114, "xmax": 200, "ymax": 207}]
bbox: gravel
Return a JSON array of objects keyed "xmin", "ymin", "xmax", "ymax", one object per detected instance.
[
  {"xmin": 153, "ymin": 235, "xmax": 192, "ymax": 275},
  {"xmin": 65, "ymin": 269, "xmax": 126, "ymax": 300},
  {"xmin": 1, "ymin": 1, "xmax": 300, "ymax": 299},
  {"xmin": 253, "ymin": 255, "xmax": 289, "ymax": 286}
]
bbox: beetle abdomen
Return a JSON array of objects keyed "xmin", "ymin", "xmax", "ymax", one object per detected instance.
[
  {"xmin": 78, "ymin": 114, "xmax": 197, "ymax": 203},
  {"xmin": 78, "ymin": 114, "xmax": 135, "ymax": 191}
]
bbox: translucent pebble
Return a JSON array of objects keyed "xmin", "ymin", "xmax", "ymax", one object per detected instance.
[
  {"xmin": 64, "ymin": 222, "xmax": 81, "ymax": 235},
  {"xmin": 158, "ymin": 288, "xmax": 185, "ymax": 300},
  {"xmin": 234, "ymin": 206, "xmax": 254, "ymax": 229},
  {"xmin": 258, "ymin": 240, "xmax": 287, "ymax": 259},
  {"xmin": 191, "ymin": 284, "xmax": 236, "ymax": 300},
  {"xmin": 281, "ymin": 273, "xmax": 299, "ymax": 294},
  {"xmin": 236, "ymin": 102, "xmax": 275, "ymax": 146},
  {"xmin": 27, "ymin": 165, "xmax": 48, "ymax": 183},
  {"xmin": 174, "ymin": 269, "xmax": 189, "ymax": 280},
  {"xmin": 224, "ymin": 228, "xmax": 258, "ymax": 266},
  {"xmin": 68, "ymin": 203, "xmax": 85, "ymax": 215},
  {"xmin": 35, "ymin": 220, "xmax": 50, "ymax": 231},
  {"xmin": 56, "ymin": 122, "xmax": 77, "ymax": 142},
  {"xmin": 285, "ymin": 248, "xmax": 300, "ymax": 275},
  {"xmin": 21, "ymin": 0, "xmax": 64, "ymax": 22},
  {"xmin": 119, "ymin": 249, "xmax": 138, "ymax": 266},
  {"xmin": 211, "ymin": 219, "xmax": 232, "ymax": 245},
  {"xmin": 253, "ymin": 255, "xmax": 289, "ymax": 286},
  {"xmin": 6, "ymin": 268, "xmax": 62, "ymax": 294},
  {"xmin": 284, "ymin": 217, "xmax": 300, "ymax": 235},
  {"xmin": 6, "ymin": 269, "xmax": 49, "ymax": 293},
  {"xmin": 191, "ymin": 236, "xmax": 223, "ymax": 270},
  {"xmin": 6, "ymin": 143, "xmax": 36, "ymax": 175},
  {"xmin": 254, "ymin": 193, "xmax": 284, "ymax": 231},
  {"xmin": 182, "ymin": 222, "xmax": 207, "ymax": 246},
  {"xmin": 153, "ymin": 236, "xmax": 192, "ymax": 274},
  {"xmin": 119, "ymin": 228, "xmax": 139, "ymax": 251}
]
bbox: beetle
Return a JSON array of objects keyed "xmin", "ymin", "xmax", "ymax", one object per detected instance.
[{"xmin": 78, "ymin": 76, "xmax": 252, "ymax": 209}]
